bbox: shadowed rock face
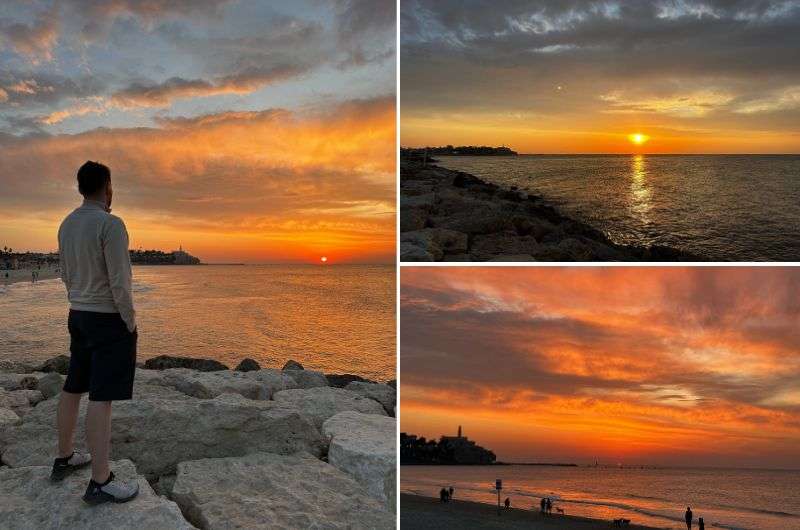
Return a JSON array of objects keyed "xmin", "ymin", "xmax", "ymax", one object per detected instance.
[
  {"xmin": 323, "ymin": 411, "xmax": 397, "ymax": 512},
  {"xmin": 1, "ymin": 390, "xmax": 325, "ymax": 476},
  {"xmin": 273, "ymin": 387, "xmax": 388, "ymax": 429},
  {"xmin": 344, "ymin": 381, "xmax": 396, "ymax": 416},
  {"xmin": 144, "ymin": 355, "xmax": 229, "ymax": 372},
  {"xmin": 171, "ymin": 452, "xmax": 395, "ymax": 530},
  {"xmin": 234, "ymin": 358, "xmax": 261, "ymax": 372},
  {"xmin": 0, "ymin": 459, "xmax": 194, "ymax": 530},
  {"xmin": 38, "ymin": 355, "xmax": 70, "ymax": 375},
  {"xmin": 325, "ymin": 373, "xmax": 377, "ymax": 388}
]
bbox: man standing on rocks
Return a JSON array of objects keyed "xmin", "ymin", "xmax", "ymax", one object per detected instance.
[{"xmin": 53, "ymin": 161, "xmax": 139, "ymax": 504}]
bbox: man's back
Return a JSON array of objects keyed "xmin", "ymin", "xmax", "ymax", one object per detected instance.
[{"xmin": 58, "ymin": 199, "xmax": 135, "ymax": 331}]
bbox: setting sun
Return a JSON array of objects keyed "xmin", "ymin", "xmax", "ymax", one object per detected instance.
[
  {"xmin": 320, "ymin": 256, "xmax": 328, "ymax": 263},
  {"xmin": 628, "ymin": 133, "xmax": 649, "ymax": 145}
]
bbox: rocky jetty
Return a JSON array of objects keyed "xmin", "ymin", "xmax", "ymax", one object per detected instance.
[
  {"xmin": 0, "ymin": 355, "xmax": 396, "ymax": 529},
  {"xmin": 400, "ymin": 156, "xmax": 703, "ymax": 262}
]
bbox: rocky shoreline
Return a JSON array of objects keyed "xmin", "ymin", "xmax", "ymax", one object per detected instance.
[
  {"xmin": 0, "ymin": 355, "xmax": 396, "ymax": 529},
  {"xmin": 400, "ymin": 156, "xmax": 703, "ymax": 262}
]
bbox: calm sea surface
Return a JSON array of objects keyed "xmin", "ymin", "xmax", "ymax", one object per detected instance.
[
  {"xmin": 437, "ymin": 155, "xmax": 800, "ymax": 261},
  {"xmin": 402, "ymin": 465, "xmax": 800, "ymax": 530},
  {"xmin": 0, "ymin": 265, "xmax": 396, "ymax": 380}
]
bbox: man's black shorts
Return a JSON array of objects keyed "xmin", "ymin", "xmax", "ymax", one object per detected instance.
[{"xmin": 63, "ymin": 310, "xmax": 137, "ymax": 401}]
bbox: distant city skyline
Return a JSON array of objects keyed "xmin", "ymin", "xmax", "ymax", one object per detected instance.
[
  {"xmin": 0, "ymin": 0, "xmax": 395, "ymax": 263},
  {"xmin": 401, "ymin": 0, "xmax": 800, "ymax": 154},
  {"xmin": 401, "ymin": 267, "xmax": 800, "ymax": 469}
]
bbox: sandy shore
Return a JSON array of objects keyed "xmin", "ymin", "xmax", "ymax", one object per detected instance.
[
  {"xmin": 0, "ymin": 267, "xmax": 60, "ymax": 286},
  {"xmin": 401, "ymin": 494, "xmax": 660, "ymax": 530},
  {"xmin": 400, "ymin": 155, "xmax": 702, "ymax": 261}
]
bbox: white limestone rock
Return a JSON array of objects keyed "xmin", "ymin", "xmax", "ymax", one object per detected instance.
[
  {"xmin": 0, "ymin": 459, "xmax": 194, "ymax": 529},
  {"xmin": 272, "ymin": 387, "xmax": 387, "ymax": 429},
  {"xmin": 323, "ymin": 411, "xmax": 397, "ymax": 511},
  {"xmin": 171, "ymin": 452, "xmax": 395, "ymax": 530},
  {"xmin": 1, "ymin": 391, "xmax": 324, "ymax": 476}
]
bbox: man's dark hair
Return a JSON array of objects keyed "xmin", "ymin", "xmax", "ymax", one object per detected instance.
[{"xmin": 77, "ymin": 161, "xmax": 110, "ymax": 196}]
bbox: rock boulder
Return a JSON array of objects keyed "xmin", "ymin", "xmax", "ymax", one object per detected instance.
[
  {"xmin": 234, "ymin": 358, "xmax": 260, "ymax": 372},
  {"xmin": 272, "ymin": 387, "xmax": 387, "ymax": 429},
  {"xmin": 0, "ymin": 459, "xmax": 194, "ymax": 529},
  {"xmin": 344, "ymin": 382, "xmax": 396, "ymax": 416},
  {"xmin": 38, "ymin": 355, "xmax": 70, "ymax": 375},
  {"xmin": 144, "ymin": 355, "xmax": 228, "ymax": 372},
  {"xmin": 281, "ymin": 359, "xmax": 304, "ymax": 371},
  {"xmin": 323, "ymin": 412, "xmax": 397, "ymax": 511},
  {"xmin": 1, "ymin": 392, "xmax": 325, "ymax": 476},
  {"xmin": 172, "ymin": 452, "xmax": 394, "ymax": 530}
]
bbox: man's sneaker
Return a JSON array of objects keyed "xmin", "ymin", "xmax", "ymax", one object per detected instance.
[
  {"xmin": 50, "ymin": 452, "xmax": 92, "ymax": 482},
  {"xmin": 82, "ymin": 472, "xmax": 139, "ymax": 505}
]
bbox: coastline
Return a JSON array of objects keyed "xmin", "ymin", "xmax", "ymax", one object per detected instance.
[
  {"xmin": 400, "ymin": 156, "xmax": 703, "ymax": 262},
  {"xmin": 0, "ymin": 267, "xmax": 60, "ymax": 286},
  {"xmin": 0, "ymin": 354, "xmax": 397, "ymax": 528},
  {"xmin": 401, "ymin": 493, "xmax": 660, "ymax": 530}
]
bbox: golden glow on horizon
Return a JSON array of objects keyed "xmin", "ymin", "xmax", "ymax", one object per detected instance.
[
  {"xmin": 628, "ymin": 133, "xmax": 649, "ymax": 145},
  {"xmin": 0, "ymin": 99, "xmax": 397, "ymax": 263},
  {"xmin": 320, "ymin": 256, "xmax": 328, "ymax": 263}
]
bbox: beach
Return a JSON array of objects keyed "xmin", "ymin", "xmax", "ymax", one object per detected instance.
[
  {"xmin": 1, "ymin": 267, "xmax": 60, "ymax": 286},
  {"xmin": 400, "ymin": 155, "xmax": 702, "ymax": 262},
  {"xmin": 401, "ymin": 494, "xmax": 658, "ymax": 530}
]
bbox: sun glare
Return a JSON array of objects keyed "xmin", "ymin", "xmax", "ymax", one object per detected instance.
[
  {"xmin": 628, "ymin": 133, "xmax": 649, "ymax": 145},
  {"xmin": 320, "ymin": 256, "xmax": 328, "ymax": 263}
]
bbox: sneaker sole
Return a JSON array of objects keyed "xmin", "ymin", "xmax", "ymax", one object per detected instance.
[{"xmin": 50, "ymin": 460, "xmax": 92, "ymax": 483}]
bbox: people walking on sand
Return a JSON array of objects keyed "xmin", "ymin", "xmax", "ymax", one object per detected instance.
[
  {"xmin": 698, "ymin": 516, "xmax": 704, "ymax": 530},
  {"xmin": 440, "ymin": 487, "xmax": 448, "ymax": 502},
  {"xmin": 449, "ymin": 486, "xmax": 454, "ymax": 500},
  {"xmin": 546, "ymin": 497, "xmax": 552, "ymax": 514},
  {"xmin": 504, "ymin": 497, "xmax": 510, "ymax": 509},
  {"xmin": 54, "ymin": 161, "xmax": 139, "ymax": 505},
  {"xmin": 540, "ymin": 497, "xmax": 546, "ymax": 513},
  {"xmin": 685, "ymin": 507, "xmax": 693, "ymax": 529}
]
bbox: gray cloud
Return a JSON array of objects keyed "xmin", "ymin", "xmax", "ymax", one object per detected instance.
[{"xmin": 401, "ymin": 0, "xmax": 800, "ymax": 131}]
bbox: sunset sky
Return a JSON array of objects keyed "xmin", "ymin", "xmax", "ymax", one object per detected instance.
[
  {"xmin": 401, "ymin": 267, "xmax": 800, "ymax": 469},
  {"xmin": 401, "ymin": 0, "xmax": 800, "ymax": 154},
  {"xmin": 0, "ymin": 0, "xmax": 395, "ymax": 263}
]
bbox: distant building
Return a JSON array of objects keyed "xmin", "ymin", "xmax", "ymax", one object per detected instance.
[
  {"xmin": 171, "ymin": 245, "xmax": 200, "ymax": 265},
  {"xmin": 401, "ymin": 425, "xmax": 496, "ymax": 465}
]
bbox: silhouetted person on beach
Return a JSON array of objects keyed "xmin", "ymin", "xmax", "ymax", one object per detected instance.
[
  {"xmin": 698, "ymin": 517, "xmax": 704, "ymax": 530},
  {"xmin": 540, "ymin": 498, "xmax": 546, "ymax": 514},
  {"xmin": 504, "ymin": 497, "xmax": 510, "ymax": 509},
  {"xmin": 440, "ymin": 488, "xmax": 448, "ymax": 502},
  {"xmin": 546, "ymin": 498, "xmax": 552, "ymax": 514},
  {"xmin": 685, "ymin": 507, "xmax": 693, "ymax": 529},
  {"xmin": 54, "ymin": 161, "xmax": 138, "ymax": 504}
]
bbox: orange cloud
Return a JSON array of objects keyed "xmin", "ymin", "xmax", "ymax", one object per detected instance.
[
  {"xmin": 0, "ymin": 97, "xmax": 396, "ymax": 263},
  {"xmin": 401, "ymin": 267, "xmax": 800, "ymax": 468}
]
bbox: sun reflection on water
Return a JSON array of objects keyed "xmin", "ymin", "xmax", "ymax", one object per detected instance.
[{"xmin": 629, "ymin": 154, "xmax": 652, "ymax": 223}]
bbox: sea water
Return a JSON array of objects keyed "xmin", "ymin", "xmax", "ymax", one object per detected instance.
[
  {"xmin": 401, "ymin": 465, "xmax": 800, "ymax": 529},
  {"xmin": 437, "ymin": 155, "xmax": 800, "ymax": 261},
  {"xmin": 0, "ymin": 264, "xmax": 395, "ymax": 380}
]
